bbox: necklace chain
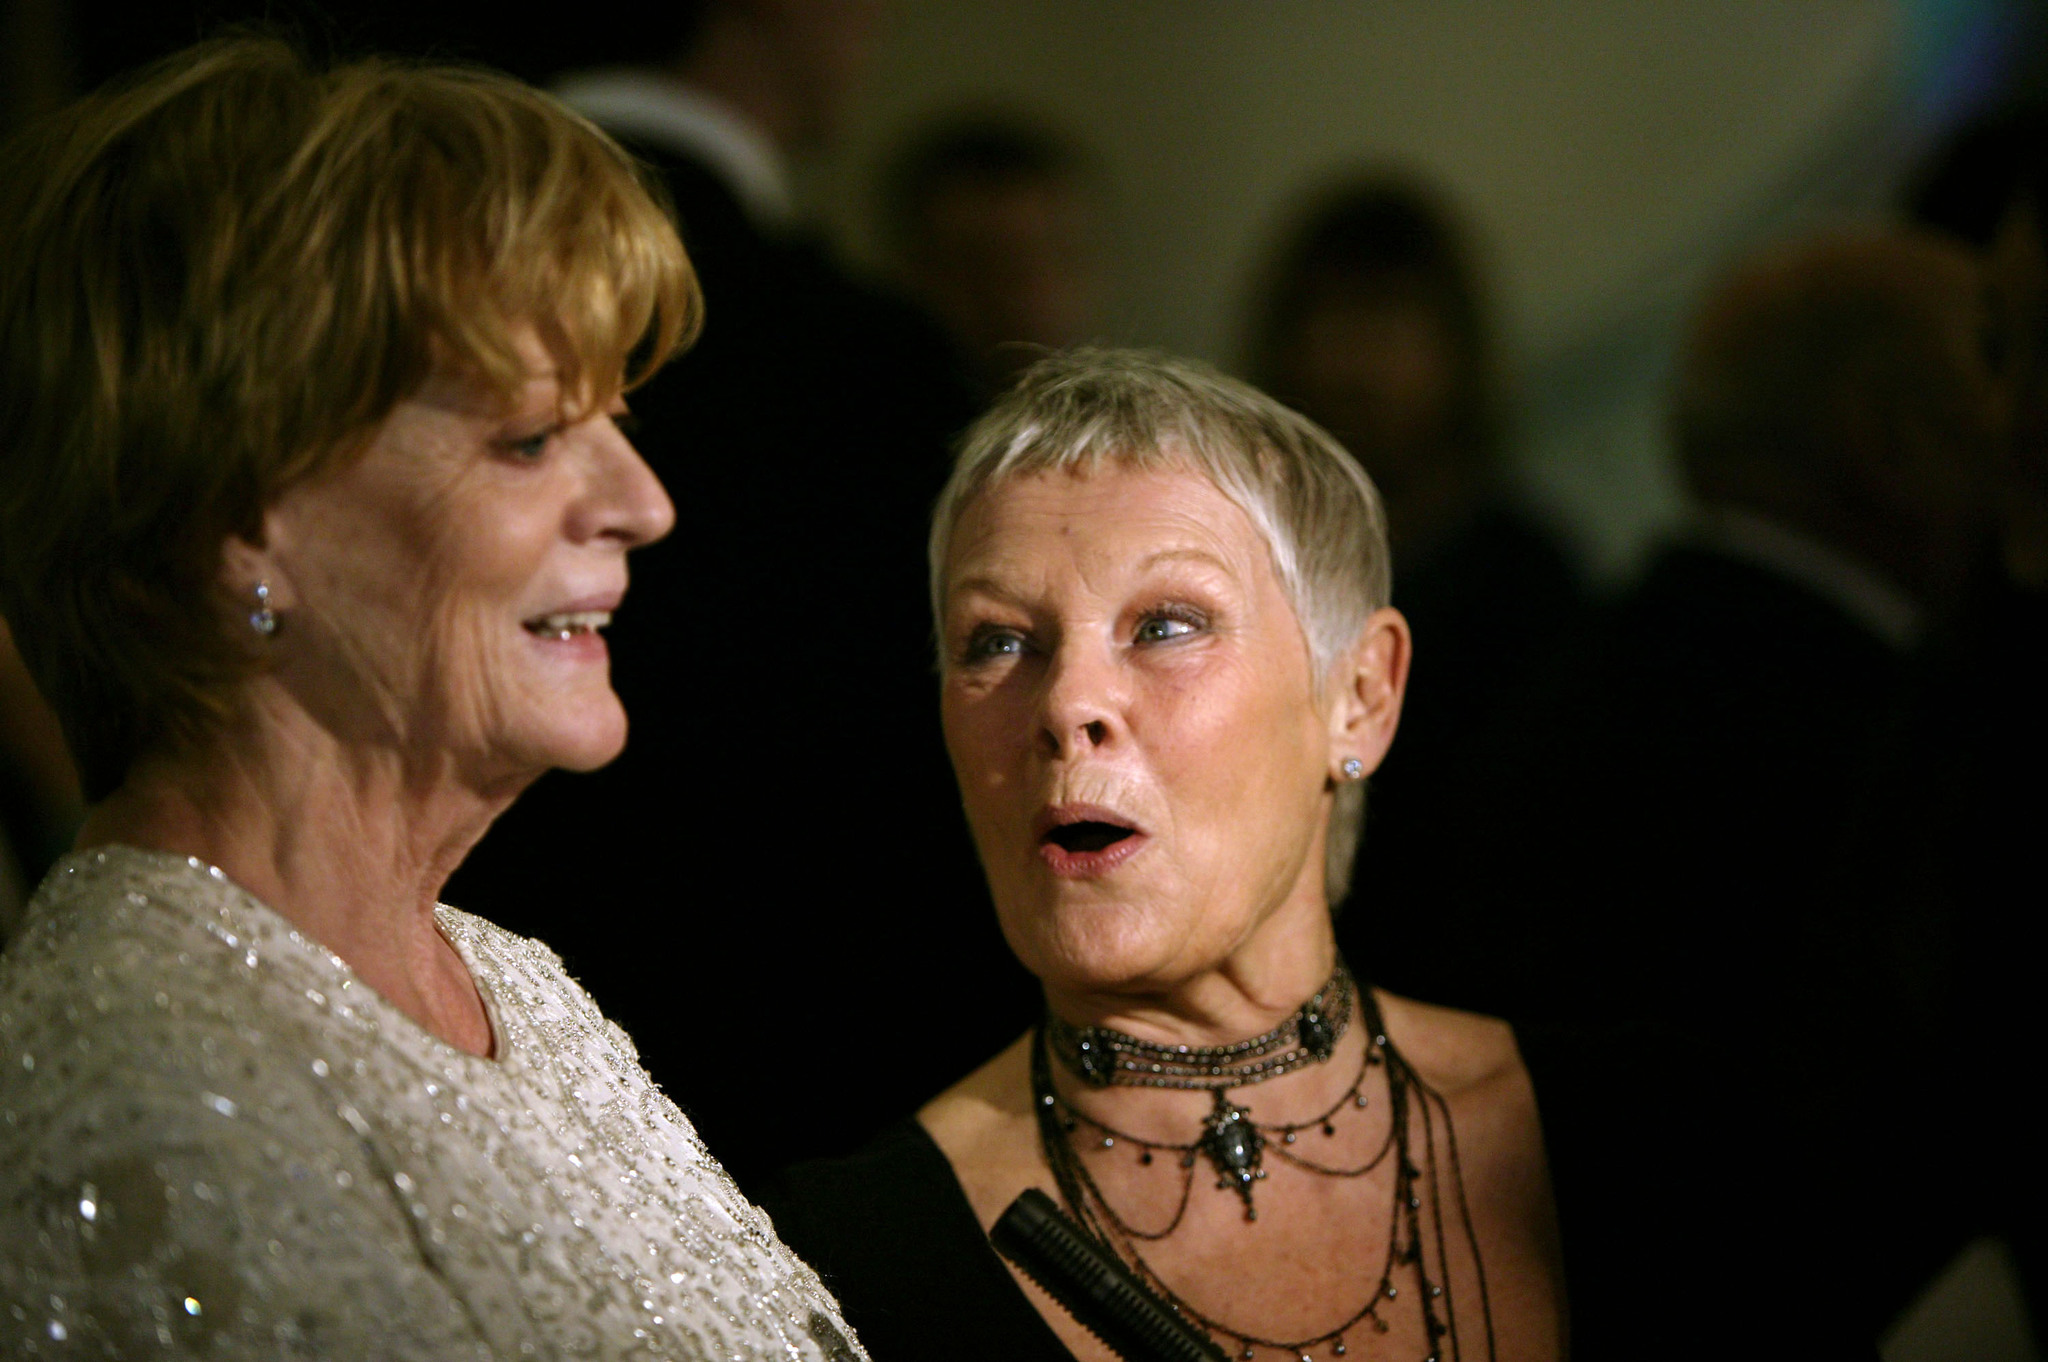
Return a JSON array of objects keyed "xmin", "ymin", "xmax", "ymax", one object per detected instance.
[
  {"xmin": 1031, "ymin": 972, "xmax": 1494, "ymax": 1361},
  {"xmin": 1045, "ymin": 964, "xmax": 1354, "ymax": 1090}
]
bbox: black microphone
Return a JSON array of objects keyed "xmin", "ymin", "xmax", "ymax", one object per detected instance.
[{"xmin": 990, "ymin": 1188, "xmax": 1227, "ymax": 1362}]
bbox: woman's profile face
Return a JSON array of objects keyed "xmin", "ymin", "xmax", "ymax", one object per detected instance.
[
  {"xmin": 255, "ymin": 330, "xmax": 674, "ymax": 787},
  {"xmin": 940, "ymin": 463, "xmax": 1339, "ymax": 997}
]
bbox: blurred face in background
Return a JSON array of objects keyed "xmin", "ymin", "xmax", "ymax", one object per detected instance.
[
  {"xmin": 1272, "ymin": 272, "xmax": 1464, "ymax": 519},
  {"xmin": 938, "ymin": 463, "xmax": 1341, "ymax": 1003},
  {"xmin": 759, "ymin": 0, "xmax": 884, "ymax": 152},
  {"xmin": 905, "ymin": 172, "xmax": 1101, "ymax": 385},
  {"xmin": 1832, "ymin": 244, "xmax": 2000, "ymax": 607}
]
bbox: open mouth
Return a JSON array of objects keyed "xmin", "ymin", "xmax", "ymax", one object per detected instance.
[
  {"xmin": 522, "ymin": 610, "xmax": 612, "ymax": 641},
  {"xmin": 1042, "ymin": 821, "xmax": 1138, "ymax": 854},
  {"xmin": 1036, "ymin": 806, "xmax": 1148, "ymax": 876}
]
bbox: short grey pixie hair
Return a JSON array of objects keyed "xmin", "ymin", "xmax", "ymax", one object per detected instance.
[{"xmin": 928, "ymin": 346, "xmax": 1392, "ymax": 907}]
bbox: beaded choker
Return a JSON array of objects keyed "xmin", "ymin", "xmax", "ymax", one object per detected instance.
[
  {"xmin": 1045, "ymin": 963, "xmax": 1354, "ymax": 1090},
  {"xmin": 1031, "ymin": 967, "xmax": 1494, "ymax": 1361}
]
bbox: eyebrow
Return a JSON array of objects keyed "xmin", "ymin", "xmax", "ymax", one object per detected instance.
[
  {"xmin": 946, "ymin": 574, "xmax": 1018, "ymax": 606},
  {"xmin": 1137, "ymin": 546, "xmax": 1238, "ymax": 576},
  {"xmin": 948, "ymin": 546, "xmax": 1237, "ymax": 601}
]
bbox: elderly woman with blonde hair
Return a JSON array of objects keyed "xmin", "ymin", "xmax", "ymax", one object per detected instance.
[
  {"xmin": 766, "ymin": 349, "xmax": 1563, "ymax": 1362},
  {"xmin": 0, "ymin": 39, "xmax": 861, "ymax": 1359}
]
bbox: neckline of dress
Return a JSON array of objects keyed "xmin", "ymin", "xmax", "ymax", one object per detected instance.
[{"xmin": 46, "ymin": 843, "xmax": 509, "ymax": 1069}]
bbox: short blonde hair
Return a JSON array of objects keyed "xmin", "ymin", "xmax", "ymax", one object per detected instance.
[
  {"xmin": 929, "ymin": 348, "xmax": 1391, "ymax": 905},
  {"xmin": 0, "ymin": 37, "xmax": 700, "ymax": 800}
]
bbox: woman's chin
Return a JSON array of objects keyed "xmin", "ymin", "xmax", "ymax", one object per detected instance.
[
  {"xmin": 499, "ymin": 701, "xmax": 630, "ymax": 776},
  {"xmin": 1005, "ymin": 899, "xmax": 1195, "ymax": 996},
  {"xmin": 553, "ymin": 721, "xmax": 629, "ymax": 772}
]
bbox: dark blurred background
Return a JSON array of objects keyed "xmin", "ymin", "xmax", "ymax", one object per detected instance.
[
  {"xmin": 9, "ymin": 0, "xmax": 2040, "ymax": 571},
  {"xmin": 5, "ymin": 3, "xmax": 2047, "ymax": 1359}
]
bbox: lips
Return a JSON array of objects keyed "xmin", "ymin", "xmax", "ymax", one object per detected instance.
[
  {"xmin": 521, "ymin": 591, "xmax": 622, "ymax": 645},
  {"xmin": 1036, "ymin": 803, "xmax": 1149, "ymax": 878},
  {"xmin": 521, "ymin": 609, "xmax": 612, "ymax": 641}
]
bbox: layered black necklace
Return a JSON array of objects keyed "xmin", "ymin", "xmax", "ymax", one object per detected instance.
[{"xmin": 1033, "ymin": 964, "xmax": 1494, "ymax": 1362}]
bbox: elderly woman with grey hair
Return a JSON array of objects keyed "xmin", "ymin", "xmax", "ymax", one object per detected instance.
[{"xmin": 765, "ymin": 349, "xmax": 1563, "ymax": 1362}]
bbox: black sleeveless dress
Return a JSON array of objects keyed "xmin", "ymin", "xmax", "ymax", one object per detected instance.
[{"xmin": 758, "ymin": 1024, "xmax": 1885, "ymax": 1362}]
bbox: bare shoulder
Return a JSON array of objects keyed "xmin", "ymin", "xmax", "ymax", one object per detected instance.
[
  {"xmin": 917, "ymin": 1028, "xmax": 1035, "ymax": 1154},
  {"xmin": 916, "ymin": 1030, "xmax": 1052, "ymax": 1231},
  {"xmin": 1373, "ymin": 988, "xmax": 1523, "ymax": 1098},
  {"xmin": 1374, "ymin": 988, "xmax": 1545, "ymax": 1191},
  {"xmin": 1377, "ymin": 990, "xmax": 1564, "ymax": 1361}
]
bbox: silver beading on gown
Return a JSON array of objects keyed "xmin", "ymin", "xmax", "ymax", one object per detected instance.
[{"xmin": 0, "ymin": 847, "xmax": 866, "ymax": 1361}]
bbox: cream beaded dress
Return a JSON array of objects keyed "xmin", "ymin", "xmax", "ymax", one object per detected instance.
[{"xmin": 0, "ymin": 847, "xmax": 865, "ymax": 1361}]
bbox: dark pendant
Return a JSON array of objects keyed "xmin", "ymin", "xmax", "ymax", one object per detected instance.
[
  {"xmin": 1298, "ymin": 1004, "xmax": 1335, "ymax": 1060},
  {"xmin": 1200, "ymin": 1090, "xmax": 1266, "ymax": 1218},
  {"xmin": 1073, "ymin": 1029, "xmax": 1113, "ymax": 1086}
]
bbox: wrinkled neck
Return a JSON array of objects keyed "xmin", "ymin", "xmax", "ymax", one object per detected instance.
[{"xmin": 76, "ymin": 693, "xmax": 518, "ymax": 1056}]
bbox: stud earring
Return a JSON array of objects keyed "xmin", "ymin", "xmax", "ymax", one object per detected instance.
[
  {"xmin": 249, "ymin": 581, "xmax": 277, "ymax": 637},
  {"xmin": 1340, "ymin": 756, "xmax": 1365, "ymax": 780}
]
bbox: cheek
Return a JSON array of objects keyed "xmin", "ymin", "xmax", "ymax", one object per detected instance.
[
  {"xmin": 942, "ymin": 671, "xmax": 1031, "ymax": 767},
  {"xmin": 396, "ymin": 511, "xmax": 557, "ymax": 725},
  {"xmin": 1140, "ymin": 659, "xmax": 1326, "ymax": 869},
  {"xmin": 1143, "ymin": 659, "xmax": 1302, "ymax": 791},
  {"xmin": 289, "ymin": 520, "xmax": 444, "ymax": 705},
  {"xmin": 941, "ymin": 683, "xmax": 1028, "ymax": 841},
  {"xmin": 422, "ymin": 590, "xmax": 514, "ymax": 716}
]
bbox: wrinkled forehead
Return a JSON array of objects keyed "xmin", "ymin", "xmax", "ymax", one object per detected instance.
[{"xmin": 945, "ymin": 460, "xmax": 1284, "ymax": 600}]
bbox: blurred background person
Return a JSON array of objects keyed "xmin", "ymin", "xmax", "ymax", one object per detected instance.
[
  {"xmin": 1415, "ymin": 228, "xmax": 2001, "ymax": 1357},
  {"xmin": 1399, "ymin": 228, "xmax": 1995, "ymax": 1026},
  {"xmin": 1451, "ymin": 228, "xmax": 1990, "ymax": 1020},
  {"xmin": 1910, "ymin": 98, "xmax": 2048, "ymax": 592},
  {"xmin": 1246, "ymin": 176, "xmax": 1583, "ymax": 957},
  {"xmin": 1848, "ymin": 106, "xmax": 2048, "ymax": 1329},
  {"xmin": 881, "ymin": 113, "xmax": 1104, "ymax": 392},
  {"xmin": 0, "ymin": 38, "xmax": 867, "ymax": 1356}
]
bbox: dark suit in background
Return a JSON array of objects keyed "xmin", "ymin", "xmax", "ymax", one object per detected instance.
[
  {"xmin": 1342, "ymin": 496, "xmax": 1581, "ymax": 1001},
  {"xmin": 1348, "ymin": 232, "xmax": 1995, "ymax": 1354},
  {"xmin": 1394, "ymin": 526, "xmax": 1916, "ymax": 1361},
  {"xmin": 1398, "ymin": 525, "xmax": 1915, "ymax": 1027},
  {"xmin": 1836, "ymin": 573, "xmax": 2048, "ymax": 1323}
]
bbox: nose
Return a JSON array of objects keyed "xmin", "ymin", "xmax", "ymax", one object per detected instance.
[
  {"xmin": 1036, "ymin": 636, "xmax": 1123, "ymax": 761},
  {"xmin": 577, "ymin": 414, "xmax": 675, "ymax": 549}
]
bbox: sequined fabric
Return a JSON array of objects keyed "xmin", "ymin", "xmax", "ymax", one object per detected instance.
[{"xmin": 0, "ymin": 847, "xmax": 867, "ymax": 1361}]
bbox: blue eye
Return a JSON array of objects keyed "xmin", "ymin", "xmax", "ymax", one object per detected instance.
[
  {"xmin": 1135, "ymin": 612, "xmax": 1201, "ymax": 643},
  {"xmin": 502, "ymin": 426, "xmax": 558, "ymax": 460},
  {"xmin": 963, "ymin": 629, "xmax": 1027, "ymax": 663}
]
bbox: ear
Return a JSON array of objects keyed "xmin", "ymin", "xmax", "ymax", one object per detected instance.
[
  {"xmin": 1325, "ymin": 607, "xmax": 1411, "ymax": 781},
  {"xmin": 217, "ymin": 509, "xmax": 299, "ymax": 611}
]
